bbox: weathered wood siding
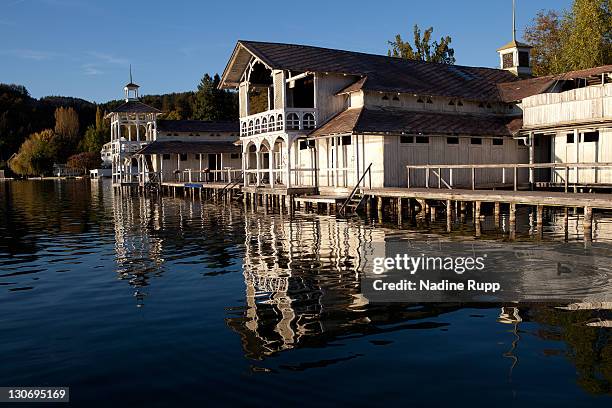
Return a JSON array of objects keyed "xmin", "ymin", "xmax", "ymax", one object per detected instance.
[
  {"xmin": 523, "ymin": 84, "xmax": 612, "ymax": 127},
  {"xmin": 552, "ymin": 129, "xmax": 612, "ymax": 184},
  {"xmin": 239, "ymin": 83, "xmax": 248, "ymax": 118},
  {"xmin": 315, "ymin": 73, "xmax": 354, "ymax": 124},
  {"xmin": 383, "ymin": 135, "xmax": 528, "ymax": 188}
]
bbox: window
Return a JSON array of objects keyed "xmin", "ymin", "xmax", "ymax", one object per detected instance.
[
  {"xmin": 447, "ymin": 137, "xmax": 459, "ymax": 144},
  {"xmin": 400, "ymin": 135, "xmax": 414, "ymax": 144},
  {"xmin": 287, "ymin": 113, "xmax": 300, "ymax": 130},
  {"xmin": 416, "ymin": 136, "xmax": 429, "ymax": 144},
  {"xmin": 518, "ymin": 51, "xmax": 530, "ymax": 68},
  {"xmin": 492, "ymin": 138, "xmax": 504, "ymax": 146},
  {"xmin": 230, "ymin": 153, "xmax": 240, "ymax": 159},
  {"xmin": 308, "ymin": 140, "xmax": 315, "ymax": 148},
  {"xmin": 163, "ymin": 154, "xmax": 170, "ymax": 160},
  {"xmin": 261, "ymin": 117, "xmax": 268, "ymax": 133},
  {"xmin": 269, "ymin": 115, "xmax": 275, "ymax": 130},
  {"xmin": 276, "ymin": 114, "xmax": 283, "ymax": 131},
  {"xmin": 248, "ymin": 120, "xmax": 254, "ymax": 135},
  {"xmin": 254, "ymin": 119, "xmax": 261, "ymax": 134},
  {"xmin": 179, "ymin": 154, "xmax": 187, "ymax": 161},
  {"xmin": 566, "ymin": 134, "xmax": 574, "ymax": 144},
  {"xmin": 299, "ymin": 140, "xmax": 308, "ymax": 150},
  {"xmin": 583, "ymin": 131, "xmax": 599, "ymax": 143},
  {"xmin": 303, "ymin": 113, "xmax": 316, "ymax": 130},
  {"xmin": 471, "ymin": 138, "xmax": 482, "ymax": 145},
  {"xmin": 502, "ymin": 53, "xmax": 514, "ymax": 69},
  {"xmin": 341, "ymin": 135, "xmax": 352, "ymax": 145}
]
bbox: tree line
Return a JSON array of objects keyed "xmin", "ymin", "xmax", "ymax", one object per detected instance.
[{"xmin": 1, "ymin": 73, "xmax": 237, "ymax": 177}]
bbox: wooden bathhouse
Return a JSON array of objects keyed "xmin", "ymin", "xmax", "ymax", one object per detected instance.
[{"xmin": 219, "ymin": 40, "xmax": 530, "ymax": 194}]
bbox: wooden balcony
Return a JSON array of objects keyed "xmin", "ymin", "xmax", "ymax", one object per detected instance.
[{"xmin": 240, "ymin": 108, "xmax": 317, "ymax": 137}]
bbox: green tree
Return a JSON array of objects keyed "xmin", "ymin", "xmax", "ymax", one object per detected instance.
[
  {"xmin": 53, "ymin": 106, "xmax": 80, "ymax": 159},
  {"xmin": 563, "ymin": 0, "xmax": 612, "ymax": 71},
  {"xmin": 194, "ymin": 73, "xmax": 222, "ymax": 120},
  {"xmin": 388, "ymin": 24, "xmax": 456, "ymax": 64},
  {"xmin": 8, "ymin": 129, "xmax": 58, "ymax": 176},
  {"xmin": 79, "ymin": 106, "xmax": 109, "ymax": 153}
]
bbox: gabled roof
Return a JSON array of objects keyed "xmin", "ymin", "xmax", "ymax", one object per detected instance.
[
  {"xmin": 157, "ymin": 120, "xmax": 239, "ymax": 133},
  {"xmin": 220, "ymin": 40, "xmax": 520, "ymax": 102},
  {"xmin": 108, "ymin": 100, "xmax": 161, "ymax": 114},
  {"xmin": 309, "ymin": 107, "xmax": 522, "ymax": 138}
]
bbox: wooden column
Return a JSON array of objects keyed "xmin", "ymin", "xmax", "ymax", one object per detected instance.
[
  {"xmin": 494, "ymin": 202, "xmax": 500, "ymax": 227},
  {"xmin": 474, "ymin": 201, "xmax": 481, "ymax": 237},
  {"xmin": 583, "ymin": 206, "xmax": 593, "ymax": 243},
  {"xmin": 446, "ymin": 200, "xmax": 452, "ymax": 233},
  {"xmin": 536, "ymin": 205, "xmax": 544, "ymax": 240}
]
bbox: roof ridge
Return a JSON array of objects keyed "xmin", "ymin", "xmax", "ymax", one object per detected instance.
[{"xmin": 238, "ymin": 39, "xmax": 509, "ymax": 73}]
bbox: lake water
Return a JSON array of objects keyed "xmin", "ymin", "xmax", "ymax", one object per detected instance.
[{"xmin": 0, "ymin": 179, "xmax": 611, "ymax": 407}]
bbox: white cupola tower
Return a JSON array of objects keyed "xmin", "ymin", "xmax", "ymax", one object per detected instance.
[
  {"xmin": 124, "ymin": 65, "xmax": 140, "ymax": 101},
  {"xmin": 497, "ymin": 0, "xmax": 533, "ymax": 77}
]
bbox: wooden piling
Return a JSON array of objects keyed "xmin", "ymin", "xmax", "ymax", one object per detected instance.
[
  {"xmin": 474, "ymin": 201, "xmax": 481, "ymax": 237},
  {"xmin": 509, "ymin": 203, "xmax": 516, "ymax": 240},
  {"xmin": 446, "ymin": 200, "xmax": 452, "ymax": 233},
  {"xmin": 536, "ymin": 205, "xmax": 544, "ymax": 240}
]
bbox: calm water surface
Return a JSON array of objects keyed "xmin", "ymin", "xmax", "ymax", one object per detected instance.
[{"xmin": 0, "ymin": 180, "xmax": 611, "ymax": 407}]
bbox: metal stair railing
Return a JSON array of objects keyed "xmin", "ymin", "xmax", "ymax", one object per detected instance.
[{"xmin": 338, "ymin": 163, "xmax": 372, "ymax": 215}]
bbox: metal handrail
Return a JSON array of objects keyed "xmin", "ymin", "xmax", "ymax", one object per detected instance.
[{"xmin": 338, "ymin": 163, "xmax": 372, "ymax": 215}]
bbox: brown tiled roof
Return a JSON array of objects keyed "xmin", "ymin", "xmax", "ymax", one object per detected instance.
[
  {"xmin": 157, "ymin": 120, "xmax": 239, "ymax": 133},
  {"xmin": 110, "ymin": 100, "xmax": 161, "ymax": 114},
  {"xmin": 136, "ymin": 141, "xmax": 239, "ymax": 155},
  {"xmin": 310, "ymin": 107, "xmax": 522, "ymax": 138},
  {"xmin": 498, "ymin": 64, "xmax": 612, "ymax": 101},
  {"xmin": 222, "ymin": 41, "xmax": 520, "ymax": 102}
]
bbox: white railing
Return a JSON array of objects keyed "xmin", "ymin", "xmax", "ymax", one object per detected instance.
[
  {"xmin": 240, "ymin": 108, "xmax": 318, "ymax": 137},
  {"xmin": 173, "ymin": 168, "xmax": 243, "ymax": 184},
  {"xmin": 406, "ymin": 162, "xmax": 612, "ymax": 192},
  {"xmin": 243, "ymin": 168, "xmax": 318, "ymax": 188}
]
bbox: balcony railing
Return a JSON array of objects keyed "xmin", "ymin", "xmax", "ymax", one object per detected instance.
[{"xmin": 240, "ymin": 108, "xmax": 317, "ymax": 137}]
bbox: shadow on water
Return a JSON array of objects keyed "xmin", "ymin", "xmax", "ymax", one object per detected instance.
[{"xmin": 0, "ymin": 179, "xmax": 611, "ymax": 405}]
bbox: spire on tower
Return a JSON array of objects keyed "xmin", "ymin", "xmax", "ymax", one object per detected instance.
[
  {"xmin": 512, "ymin": 0, "xmax": 516, "ymax": 42},
  {"xmin": 129, "ymin": 64, "xmax": 133, "ymax": 84}
]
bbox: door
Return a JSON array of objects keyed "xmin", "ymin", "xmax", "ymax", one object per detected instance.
[{"xmin": 580, "ymin": 131, "xmax": 599, "ymax": 184}]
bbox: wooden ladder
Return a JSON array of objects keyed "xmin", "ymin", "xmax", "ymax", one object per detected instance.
[{"xmin": 338, "ymin": 163, "xmax": 372, "ymax": 216}]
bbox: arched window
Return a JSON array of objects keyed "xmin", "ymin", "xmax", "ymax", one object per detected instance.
[
  {"xmin": 261, "ymin": 117, "xmax": 268, "ymax": 133},
  {"xmin": 303, "ymin": 113, "xmax": 316, "ymax": 130},
  {"xmin": 248, "ymin": 120, "xmax": 254, "ymax": 136},
  {"xmin": 254, "ymin": 119, "xmax": 261, "ymax": 134},
  {"xmin": 277, "ymin": 114, "xmax": 283, "ymax": 131},
  {"xmin": 269, "ymin": 115, "xmax": 275, "ymax": 131},
  {"xmin": 287, "ymin": 113, "xmax": 300, "ymax": 130}
]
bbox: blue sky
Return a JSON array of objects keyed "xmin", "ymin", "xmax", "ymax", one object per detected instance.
[{"xmin": 0, "ymin": 0, "xmax": 573, "ymax": 103}]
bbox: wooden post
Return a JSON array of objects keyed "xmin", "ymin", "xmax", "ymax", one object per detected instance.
[
  {"xmin": 494, "ymin": 202, "xmax": 500, "ymax": 227},
  {"xmin": 397, "ymin": 198, "xmax": 402, "ymax": 226},
  {"xmin": 471, "ymin": 167, "xmax": 476, "ymax": 190},
  {"xmin": 377, "ymin": 196, "xmax": 383, "ymax": 222},
  {"xmin": 536, "ymin": 205, "xmax": 544, "ymax": 240},
  {"xmin": 513, "ymin": 166, "xmax": 518, "ymax": 191},
  {"xmin": 474, "ymin": 201, "xmax": 481, "ymax": 237},
  {"xmin": 564, "ymin": 207, "xmax": 569, "ymax": 242},
  {"xmin": 446, "ymin": 200, "xmax": 452, "ymax": 233},
  {"xmin": 583, "ymin": 206, "xmax": 593, "ymax": 243},
  {"xmin": 509, "ymin": 203, "xmax": 516, "ymax": 240},
  {"xmin": 460, "ymin": 201, "xmax": 466, "ymax": 223},
  {"xmin": 430, "ymin": 205, "xmax": 437, "ymax": 222}
]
